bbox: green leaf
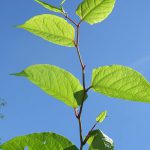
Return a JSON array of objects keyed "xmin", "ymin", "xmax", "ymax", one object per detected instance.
[
  {"xmin": 12, "ymin": 64, "xmax": 83, "ymax": 108},
  {"xmin": 96, "ymin": 110, "xmax": 107, "ymax": 123},
  {"xmin": 0, "ymin": 132, "xmax": 79, "ymax": 150},
  {"xmin": 87, "ymin": 130, "xmax": 114, "ymax": 150},
  {"xmin": 76, "ymin": 0, "xmax": 116, "ymax": 25},
  {"xmin": 35, "ymin": 0, "xmax": 63, "ymax": 13},
  {"xmin": 17, "ymin": 14, "xmax": 75, "ymax": 47},
  {"xmin": 61, "ymin": 0, "xmax": 66, "ymax": 6},
  {"xmin": 92, "ymin": 65, "xmax": 150, "ymax": 103}
]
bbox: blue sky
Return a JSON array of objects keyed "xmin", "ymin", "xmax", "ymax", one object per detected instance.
[{"xmin": 1, "ymin": 0, "xmax": 150, "ymax": 149}]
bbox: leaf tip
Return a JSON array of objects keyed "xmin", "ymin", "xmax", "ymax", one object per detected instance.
[
  {"xmin": 10, "ymin": 71, "xmax": 27, "ymax": 77},
  {"xmin": 34, "ymin": 0, "xmax": 40, "ymax": 3},
  {"xmin": 15, "ymin": 24, "xmax": 24, "ymax": 29}
]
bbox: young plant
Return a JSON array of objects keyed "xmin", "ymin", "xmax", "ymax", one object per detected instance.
[{"xmin": 1, "ymin": 0, "xmax": 150, "ymax": 149}]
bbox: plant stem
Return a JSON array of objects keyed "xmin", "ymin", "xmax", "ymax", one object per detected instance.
[
  {"xmin": 62, "ymin": 10, "xmax": 78, "ymax": 26},
  {"xmin": 83, "ymin": 122, "xmax": 98, "ymax": 145},
  {"xmin": 63, "ymin": 13, "xmax": 86, "ymax": 150},
  {"xmin": 75, "ymin": 24, "xmax": 86, "ymax": 150},
  {"xmin": 86, "ymin": 86, "xmax": 92, "ymax": 92}
]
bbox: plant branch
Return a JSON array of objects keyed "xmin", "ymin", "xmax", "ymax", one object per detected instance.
[
  {"xmin": 74, "ymin": 108, "xmax": 78, "ymax": 118},
  {"xmin": 74, "ymin": 109, "xmax": 83, "ymax": 150},
  {"xmin": 78, "ymin": 19, "xmax": 83, "ymax": 26},
  {"xmin": 62, "ymin": 10, "xmax": 78, "ymax": 26},
  {"xmin": 75, "ymin": 23, "xmax": 86, "ymax": 150},
  {"xmin": 83, "ymin": 121, "xmax": 98, "ymax": 145},
  {"xmin": 75, "ymin": 26, "xmax": 85, "ymax": 69},
  {"xmin": 63, "ymin": 12, "xmax": 87, "ymax": 150},
  {"xmin": 86, "ymin": 85, "xmax": 92, "ymax": 92},
  {"xmin": 78, "ymin": 117, "xmax": 83, "ymax": 150}
]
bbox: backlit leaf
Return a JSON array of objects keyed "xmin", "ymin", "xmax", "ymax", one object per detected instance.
[
  {"xmin": 76, "ymin": 0, "xmax": 116, "ymax": 25},
  {"xmin": 87, "ymin": 130, "xmax": 114, "ymax": 150},
  {"xmin": 96, "ymin": 110, "xmax": 107, "ymax": 123},
  {"xmin": 61, "ymin": 0, "xmax": 66, "ymax": 6},
  {"xmin": 35, "ymin": 0, "xmax": 63, "ymax": 13},
  {"xmin": 92, "ymin": 65, "xmax": 150, "ymax": 103},
  {"xmin": 0, "ymin": 132, "xmax": 79, "ymax": 150},
  {"xmin": 13, "ymin": 64, "xmax": 83, "ymax": 108},
  {"xmin": 17, "ymin": 14, "xmax": 75, "ymax": 47}
]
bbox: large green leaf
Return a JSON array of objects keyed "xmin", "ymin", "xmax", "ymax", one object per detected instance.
[
  {"xmin": 17, "ymin": 14, "xmax": 75, "ymax": 47},
  {"xmin": 96, "ymin": 110, "xmax": 107, "ymax": 123},
  {"xmin": 0, "ymin": 132, "xmax": 79, "ymax": 150},
  {"xmin": 87, "ymin": 130, "xmax": 114, "ymax": 150},
  {"xmin": 76, "ymin": 0, "xmax": 116, "ymax": 25},
  {"xmin": 13, "ymin": 64, "xmax": 83, "ymax": 108},
  {"xmin": 35, "ymin": 0, "xmax": 63, "ymax": 13},
  {"xmin": 92, "ymin": 65, "xmax": 150, "ymax": 103}
]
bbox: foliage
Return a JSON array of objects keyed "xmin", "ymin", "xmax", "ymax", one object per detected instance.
[
  {"xmin": 0, "ymin": 132, "xmax": 78, "ymax": 150},
  {"xmin": 1, "ymin": 0, "xmax": 149, "ymax": 149},
  {"xmin": 17, "ymin": 14, "xmax": 75, "ymax": 47},
  {"xmin": 76, "ymin": 0, "xmax": 116, "ymax": 24},
  {"xmin": 12, "ymin": 64, "xmax": 84, "ymax": 108},
  {"xmin": 35, "ymin": 0, "xmax": 63, "ymax": 13},
  {"xmin": 92, "ymin": 65, "xmax": 150, "ymax": 102},
  {"xmin": 96, "ymin": 111, "xmax": 107, "ymax": 123},
  {"xmin": 87, "ymin": 130, "xmax": 114, "ymax": 150}
]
